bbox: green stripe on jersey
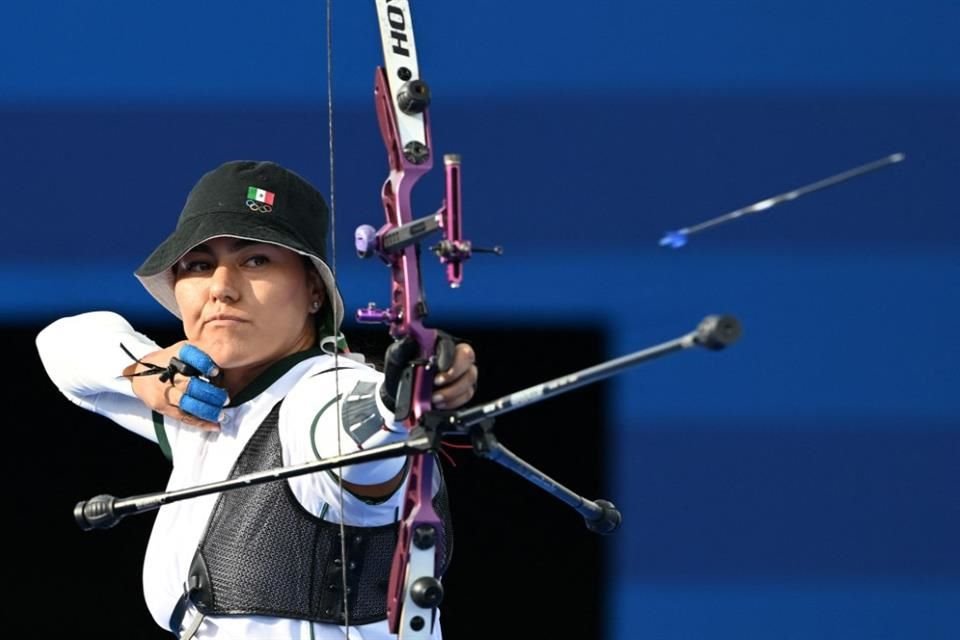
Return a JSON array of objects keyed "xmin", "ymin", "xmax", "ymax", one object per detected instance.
[{"xmin": 153, "ymin": 411, "xmax": 172, "ymax": 461}]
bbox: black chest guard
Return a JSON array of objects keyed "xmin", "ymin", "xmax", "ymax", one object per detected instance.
[{"xmin": 172, "ymin": 401, "xmax": 453, "ymax": 630}]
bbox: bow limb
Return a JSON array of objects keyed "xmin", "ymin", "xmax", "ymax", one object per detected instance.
[
  {"xmin": 372, "ymin": 29, "xmax": 445, "ymax": 640},
  {"xmin": 353, "ymin": 2, "xmax": 467, "ymax": 636}
]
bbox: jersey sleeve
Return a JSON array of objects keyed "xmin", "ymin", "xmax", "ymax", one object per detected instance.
[
  {"xmin": 279, "ymin": 360, "xmax": 411, "ymax": 522},
  {"xmin": 36, "ymin": 311, "xmax": 164, "ymax": 442}
]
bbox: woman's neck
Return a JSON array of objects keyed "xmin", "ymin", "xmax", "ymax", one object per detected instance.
[
  {"xmin": 219, "ymin": 362, "xmax": 271, "ymax": 399},
  {"xmin": 218, "ymin": 331, "xmax": 320, "ymax": 402}
]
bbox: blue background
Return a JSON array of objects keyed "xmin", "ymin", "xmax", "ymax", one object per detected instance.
[{"xmin": 3, "ymin": 1, "xmax": 957, "ymax": 638}]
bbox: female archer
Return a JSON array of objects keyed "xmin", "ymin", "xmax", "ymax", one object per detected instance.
[{"xmin": 36, "ymin": 159, "xmax": 477, "ymax": 639}]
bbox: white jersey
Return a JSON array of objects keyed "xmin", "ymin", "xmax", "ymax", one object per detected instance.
[{"xmin": 37, "ymin": 311, "xmax": 442, "ymax": 640}]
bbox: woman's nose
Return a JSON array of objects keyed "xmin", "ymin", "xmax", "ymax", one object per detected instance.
[{"xmin": 208, "ymin": 265, "xmax": 239, "ymax": 303}]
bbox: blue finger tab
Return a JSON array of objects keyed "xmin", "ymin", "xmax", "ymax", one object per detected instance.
[
  {"xmin": 179, "ymin": 395, "xmax": 223, "ymax": 423},
  {"xmin": 186, "ymin": 377, "xmax": 229, "ymax": 407},
  {"xmin": 178, "ymin": 344, "xmax": 220, "ymax": 378}
]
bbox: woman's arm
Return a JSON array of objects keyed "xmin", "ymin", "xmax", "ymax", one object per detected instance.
[
  {"xmin": 283, "ymin": 343, "xmax": 477, "ymax": 503},
  {"xmin": 36, "ymin": 311, "xmax": 164, "ymax": 440}
]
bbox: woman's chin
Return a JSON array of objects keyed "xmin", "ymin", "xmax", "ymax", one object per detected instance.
[
  {"xmin": 199, "ymin": 343, "xmax": 249, "ymax": 370},
  {"xmin": 191, "ymin": 334, "xmax": 306, "ymax": 374}
]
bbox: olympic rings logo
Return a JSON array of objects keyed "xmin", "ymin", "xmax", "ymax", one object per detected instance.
[{"xmin": 246, "ymin": 199, "xmax": 273, "ymax": 213}]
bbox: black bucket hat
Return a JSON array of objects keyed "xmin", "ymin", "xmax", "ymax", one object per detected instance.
[{"xmin": 135, "ymin": 160, "xmax": 345, "ymax": 333}]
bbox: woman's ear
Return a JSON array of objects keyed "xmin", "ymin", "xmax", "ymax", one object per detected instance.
[{"xmin": 306, "ymin": 266, "xmax": 325, "ymax": 310}]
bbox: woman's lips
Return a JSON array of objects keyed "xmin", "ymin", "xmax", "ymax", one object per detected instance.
[{"xmin": 205, "ymin": 314, "xmax": 248, "ymax": 326}]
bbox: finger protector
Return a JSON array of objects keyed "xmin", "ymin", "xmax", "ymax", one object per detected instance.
[
  {"xmin": 179, "ymin": 394, "xmax": 224, "ymax": 423},
  {"xmin": 186, "ymin": 377, "xmax": 229, "ymax": 407},
  {"xmin": 178, "ymin": 344, "xmax": 221, "ymax": 378}
]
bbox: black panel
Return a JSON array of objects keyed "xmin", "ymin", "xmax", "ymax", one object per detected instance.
[{"xmin": 13, "ymin": 321, "xmax": 609, "ymax": 639}]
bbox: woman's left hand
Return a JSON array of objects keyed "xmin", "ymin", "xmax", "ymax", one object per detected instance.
[{"xmin": 431, "ymin": 342, "xmax": 477, "ymax": 409}]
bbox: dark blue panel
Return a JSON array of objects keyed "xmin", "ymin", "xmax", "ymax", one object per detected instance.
[
  {"xmin": 2, "ymin": 96, "xmax": 957, "ymax": 272},
  {"xmin": 612, "ymin": 422, "xmax": 959, "ymax": 580},
  {"xmin": 2, "ymin": 1, "xmax": 958, "ymax": 101},
  {"xmin": 609, "ymin": 583, "xmax": 960, "ymax": 640}
]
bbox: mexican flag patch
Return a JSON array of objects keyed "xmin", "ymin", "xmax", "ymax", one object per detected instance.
[{"xmin": 247, "ymin": 186, "xmax": 275, "ymax": 205}]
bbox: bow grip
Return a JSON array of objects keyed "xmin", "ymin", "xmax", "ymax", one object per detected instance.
[{"xmin": 388, "ymin": 331, "xmax": 455, "ymax": 422}]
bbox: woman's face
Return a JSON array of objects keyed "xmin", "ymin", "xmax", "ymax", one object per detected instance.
[{"xmin": 173, "ymin": 237, "xmax": 323, "ymax": 371}]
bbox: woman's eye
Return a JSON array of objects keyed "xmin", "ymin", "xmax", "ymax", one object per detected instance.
[
  {"xmin": 245, "ymin": 255, "xmax": 269, "ymax": 267},
  {"xmin": 181, "ymin": 260, "xmax": 210, "ymax": 273}
]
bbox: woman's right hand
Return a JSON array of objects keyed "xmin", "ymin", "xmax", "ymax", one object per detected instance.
[{"xmin": 124, "ymin": 341, "xmax": 226, "ymax": 431}]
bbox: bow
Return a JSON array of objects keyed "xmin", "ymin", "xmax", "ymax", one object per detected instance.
[
  {"xmin": 72, "ymin": 4, "xmax": 739, "ymax": 638},
  {"xmin": 349, "ymin": 1, "xmax": 469, "ymax": 635}
]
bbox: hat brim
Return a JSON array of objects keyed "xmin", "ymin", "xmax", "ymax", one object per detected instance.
[{"xmin": 135, "ymin": 211, "xmax": 345, "ymax": 331}]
